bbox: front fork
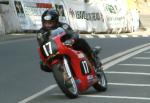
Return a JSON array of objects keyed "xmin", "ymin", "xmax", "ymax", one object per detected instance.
[
  {"xmin": 63, "ymin": 57, "xmax": 78, "ymax": 94},
  {"xmin": 63, "ymin": 57, "xmax": 72, "ymax": 78}
]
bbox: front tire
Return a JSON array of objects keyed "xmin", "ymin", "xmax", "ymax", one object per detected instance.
[{"xmin": 52, "ymin": 59, "xmax": 78, "ymax": 99}]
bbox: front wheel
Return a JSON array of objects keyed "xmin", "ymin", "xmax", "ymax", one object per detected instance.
[
  {"xmin": 52, "ymin": 58, "xmax": 78, "ymax": 99},
  {"xmin": 93, "ymin": 69, "xmax": 107, "ymax": 92}
]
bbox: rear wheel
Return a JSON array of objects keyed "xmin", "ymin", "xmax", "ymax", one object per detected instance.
[
  {"xmin": 52, "ymin": 58, "xmax": 78, "ymax": 99},
  {"xmin": 93, "ymin": 69, "xmax": 107, "ymax": 92}
]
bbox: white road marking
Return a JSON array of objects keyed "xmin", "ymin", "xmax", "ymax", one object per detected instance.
[
  {"xmin": 131, "ymin": 35, "xmax": 138, "ymax": 37},
  {"xmin": 144, "ymin": 51, "xmax": 150, "ymax": 53},
  {"xmin": 103, "ymin": 44, "xmax": 150, "ymax": 70},
  {"xmin": 105, "ymin": 71, "xmax": 150, "ymax": 76},
  {"xmin": 102, "ymin": 43, "xmax": 150, "ymax": 64},
  {"xmin": 97, "ymin": 34, "xmax": 106, "ymax": 38},
  {"xmin": 119, "ymin": 63, "xmax": 150, "ymax": 67},
  {"xmin": 18, "ymin": 84, "xmax": 57, "ymax": 103},
  {"xmin": 142, "ymin": 35, "xmax": 149, "ymax": 37},
  {"xmin": 120, "ymin": 35, "xmax": 128, "ymax": 38},
  {"xmin": 109, "ymin": 35, "xmax": 117, "ymax": 38},
  {"xmin": 50, "ymin": 93, "xmax": 150, "ymax": 101},
  {"xmin": 133, "ymin": 57, "xmax": 150, "ymax": 59},
  {"xmin": 85, "ymin": 35, "xmax": 94, "ymax": 38},
  {"xmin": 109, "ymin": 82, "xmax": 150, "ymax": 87},
  {"xmin": 82, "ymin": 95, "xmax": 150, "ymax": 101},
  {"xmin": 11, "ymin": 34, "xmax": 26, "ymax": 36},
  {"xmin": 80, "ymin": 34, "xmax": 150, "ymax": 38}
]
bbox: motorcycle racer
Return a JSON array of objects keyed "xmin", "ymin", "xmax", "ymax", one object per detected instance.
[{"xmin": 37, "ymin": 8, "xmax": 101, "ymax": 72}]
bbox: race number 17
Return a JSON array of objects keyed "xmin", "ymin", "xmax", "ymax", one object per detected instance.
[{"xmin": 43, "ymin": 42, "xmax": 52, "ymax": 57}]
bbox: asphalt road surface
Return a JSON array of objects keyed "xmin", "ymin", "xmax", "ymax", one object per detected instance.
[{"xmin": 1, "ymin": 34, "xmax": 150, "ymax": 103}]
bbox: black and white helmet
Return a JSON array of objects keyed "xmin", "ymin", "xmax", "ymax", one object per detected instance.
[{"xmin": 41, "ymin": 9, "xmax": 59, "ymax": 23}]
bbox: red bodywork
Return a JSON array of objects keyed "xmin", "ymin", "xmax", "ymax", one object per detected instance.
[{"xmin": 38, "ymin": 32, "xmax": 97, "ymax": 92}]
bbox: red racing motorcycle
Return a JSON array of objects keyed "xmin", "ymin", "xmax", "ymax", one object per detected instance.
[{"xmin": 37, "ymin": 27, "xmax": 107, "ymax": 98}]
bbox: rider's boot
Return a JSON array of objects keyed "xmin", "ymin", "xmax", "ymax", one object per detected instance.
[
  {"xmin": 91, "ymin": 54, "xmax": 102, "ymax": 68},
  {"xmin": 91, "ymin": 46, "xmax": 102, "ymax": 71}
]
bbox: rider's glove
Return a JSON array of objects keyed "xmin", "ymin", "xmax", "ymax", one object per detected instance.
[
  {"xmin": 37, "ymin": 31, "xmax": 50, "ymax": 45},
  {"xmin": 64, "ymin": 39, "xmax": 75, "ymax": 46}
]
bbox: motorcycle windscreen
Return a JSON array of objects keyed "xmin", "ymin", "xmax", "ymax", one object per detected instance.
[{"xmin": 50, "ymin": 27, "xmax": 66, "ymax": 38}]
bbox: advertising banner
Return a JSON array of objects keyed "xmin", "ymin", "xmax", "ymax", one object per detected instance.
[
  {"xmin": 0, "ymin": 15, "xmax": 5, "ymax": 34},
  {"xmin": 9, "ymin": 0, "xmax": 139, "ymax": 32},
  {"xmin": 103, "ymin": 0, "xmax": 127, "ymax": 30},
  {"xmin": 13, "ymin": 0, "xmax": 53, "ymax": 30},
  {"xmin": 86, "ymin": 0, "xmax": 108, "ymax": 32},
  {"xmin": 53, "ymin": 0, "xmax": 68, "ymax": 24},
  {"xmin": 62, "ymin": 0, "xmax": 87, "ymax": 31}
]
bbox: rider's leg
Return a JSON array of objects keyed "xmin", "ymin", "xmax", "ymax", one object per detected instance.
[{"xmin": 73, "ymin": 38, "xmax": 101, "ymax": 68}]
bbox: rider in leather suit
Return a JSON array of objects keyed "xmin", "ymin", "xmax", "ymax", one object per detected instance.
[{"xmin": 37, "ymin": 9, "xmax": 101, "ymax": 72}]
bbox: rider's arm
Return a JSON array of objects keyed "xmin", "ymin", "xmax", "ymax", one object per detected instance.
[
  {"xmin": 37, "ymin": 28, "xmax": 50, "ymax": 46},
  {"xmin": 61, "ymin": 24, "xmax": 79, "ymax": 40}
]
